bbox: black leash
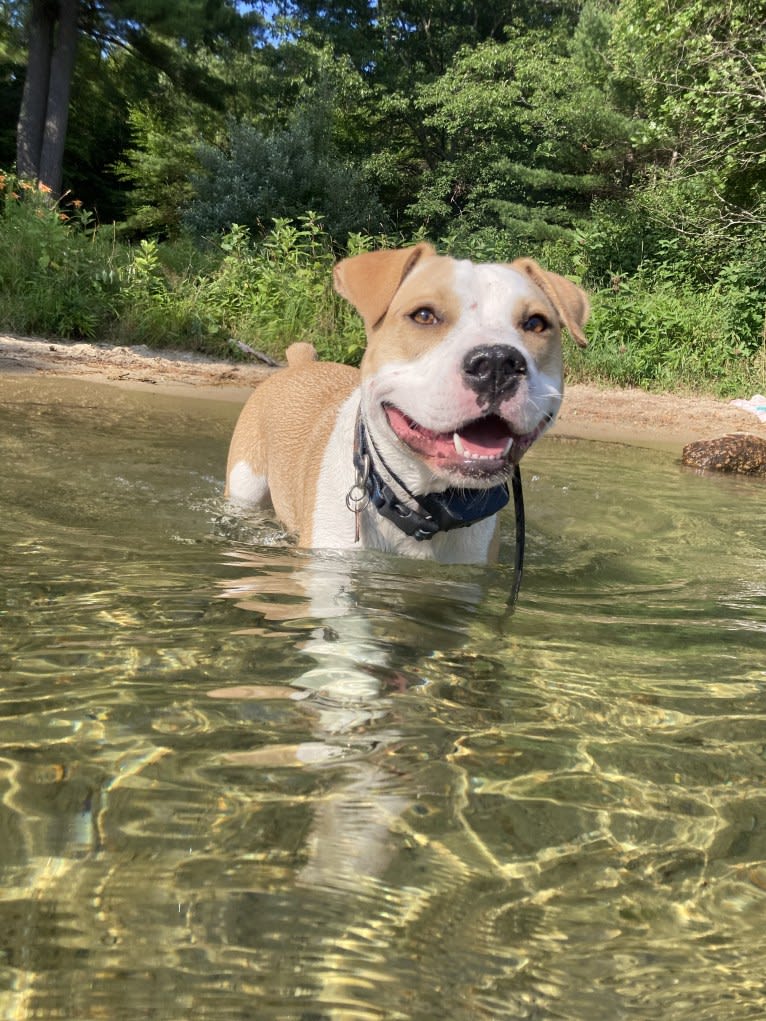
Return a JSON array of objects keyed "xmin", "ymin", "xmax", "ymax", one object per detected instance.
[{"xmin": 509, "ymin": 463, "xmax": 525, "ymax": 607}]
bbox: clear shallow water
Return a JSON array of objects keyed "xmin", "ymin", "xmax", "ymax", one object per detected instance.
[{"xmin": 1, "ymin": 373, "xmax": 765, "ymax": 1021}]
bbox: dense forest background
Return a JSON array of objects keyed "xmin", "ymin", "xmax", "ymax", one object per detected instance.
[{"xmin": 1, "ymin": 0, "xmax": 765, "ymax": 393}]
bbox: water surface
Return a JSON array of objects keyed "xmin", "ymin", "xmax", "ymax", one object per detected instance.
[{"xmin": 1, "ymin": 374, "xmax": 765, "ymax": 1020}]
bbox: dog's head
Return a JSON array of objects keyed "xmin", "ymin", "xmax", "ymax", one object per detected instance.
[{"xmin": 334, "ymin": 243, "xmax": 589, "ymax": 492}]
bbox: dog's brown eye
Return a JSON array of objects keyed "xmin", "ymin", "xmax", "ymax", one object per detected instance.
[
  {"xmin": 410, "ymin": 307, "xmax": 439, "ymax": 326},
  {"xmin": 523, "ymin": 314, "xmax": 549, "ymax": 333}
]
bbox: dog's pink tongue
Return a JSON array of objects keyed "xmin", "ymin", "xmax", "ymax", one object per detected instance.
[{"xmin": 456, "ymin": 417, "xmax": 511, "ymax": 457}]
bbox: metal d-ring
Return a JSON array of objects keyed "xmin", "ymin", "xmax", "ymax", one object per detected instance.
[
  {"xmin": 345, "ymin": 452, "xmax": 371, "ymax": 514},
  {"xmin": 346, "ymin": 451, "xmax": 371, "ymax": 542}
]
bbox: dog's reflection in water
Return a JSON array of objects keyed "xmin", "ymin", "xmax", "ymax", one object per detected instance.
[{"xmin": 211, "ymin": 546, "xmax": 489, "ymax": 892}]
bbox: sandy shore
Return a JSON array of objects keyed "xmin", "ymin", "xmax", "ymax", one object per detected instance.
[{"xmin": 1, "ymin": 333, "xmax": 764, "ymax": 450}]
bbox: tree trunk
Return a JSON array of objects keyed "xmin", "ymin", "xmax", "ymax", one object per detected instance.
[
  {"xmin": 38, "ymin": 0, "xmax": 80, "ymax": 196},
  {"xmin": 15, "ymin": 0, "xmax": 56, "ymax": 180}
]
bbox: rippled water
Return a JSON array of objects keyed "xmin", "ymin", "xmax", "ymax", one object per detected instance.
[{"xmin": 1, "ymin": 373, "xmax": 765, "ymax": 1021}]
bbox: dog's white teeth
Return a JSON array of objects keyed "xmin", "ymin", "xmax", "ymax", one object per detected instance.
[
  {"xmin": 453, "ymin": 432, "xmax": 466, "ymax": 456},
  {"xmin": 502, "ymin": 437, "xmax": 514, "ymax": 457}
]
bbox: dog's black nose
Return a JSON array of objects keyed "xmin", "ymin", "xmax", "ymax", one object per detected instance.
[{"xmin": 462, "ymin": 344, "xmax": 527, "ymax": 404}]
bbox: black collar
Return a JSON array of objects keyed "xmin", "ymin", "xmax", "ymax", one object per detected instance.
[
  {"xmin": 353, "ymin": 413, "xmax": 510, "ymax": 543},
  {"xmin": 349, "ymin": 411, "xmax": 526, "ymax": 604}
]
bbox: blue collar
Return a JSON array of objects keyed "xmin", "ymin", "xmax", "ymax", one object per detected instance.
[{"xmin": 353, "ymin": 415, "xmax": 510, "ymax": 543}]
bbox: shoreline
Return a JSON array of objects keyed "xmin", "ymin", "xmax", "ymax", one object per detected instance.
[{"xmin": 1, "ymin": 333, "xmax": 764, "ymax": 451}]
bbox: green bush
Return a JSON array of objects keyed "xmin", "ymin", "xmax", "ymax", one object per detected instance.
[
  {"xmin": 105, "ymin": 235, "xmax": 225, "ymax": 351},
  {"xmin": 0, "ymin": 179, "xmax": 374, "ymax": 362},
  {"xmin": 197, "ymin": 217, "xmax": 368, "ymax": 362},
  {"xmin": 0, "ymin": 173, "xmax": 121, "ymax": 338},
  {"xmin": 566, "ymin": 274, "xmax": 766, "ymax": 395},
  {"xmin": 108, "ymin": 215, "xmax": 368, "ymax": 362},
  {"xmin": 184, "ymin": 110, "xmax": 386, "ymax": 244}
]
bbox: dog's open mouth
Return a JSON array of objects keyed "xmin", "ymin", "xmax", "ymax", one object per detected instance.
[{"xmin": 384, "ymin": 404, "xmax": 546, "ymax": 473}]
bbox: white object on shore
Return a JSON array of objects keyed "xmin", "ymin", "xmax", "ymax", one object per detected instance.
[{"xmin": 730, "ymin": 394, "xmax": 766, "ymax": 423}]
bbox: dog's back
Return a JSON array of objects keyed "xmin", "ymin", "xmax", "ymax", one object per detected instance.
[{"xmin": 225, "ymin": 345, "xmax": 359, "ymax": 538}]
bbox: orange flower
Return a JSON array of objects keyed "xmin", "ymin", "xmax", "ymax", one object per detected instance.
[
  {"xmin": 72, "ymin": 199, "xmax": 83, "ymax": 209},
  {"xmin": 38, "ymin": 181, "xmax": 52, "ymax": 194},
  {"xmin": 20, "ymin": 180, "xmax": 33, "ymax": 190}
]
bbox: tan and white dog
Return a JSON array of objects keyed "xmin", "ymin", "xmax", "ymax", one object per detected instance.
[{"xmin": 225, "ymin": 243, "xmax": 589, "ymax": 565}]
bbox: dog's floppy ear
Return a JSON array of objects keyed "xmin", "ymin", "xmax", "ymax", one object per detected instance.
[
  {"xmin": 333, "ymin": 243, "xmax": 436, "ymax": 331},
  {"xmin": 510, "ymin": 258, "xmax": 590, "ymax": 348}
]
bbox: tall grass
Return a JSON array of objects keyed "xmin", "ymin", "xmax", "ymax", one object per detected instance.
[
  {"xmin": 0, "ymin": 174, "xmax": 121, "ymax": 339},
  {"xmin": 565, "ymin": 272, "xmax": 766, "ymax": 397},
  {"xmin": 0, "ymin": 177, "xmax": 368, "ymax": 362},
  {"xmin": 108, "ymin": 217, "xmax": 372, "ymax": 362},
  {"xmin": 0, "ymin": 171, "xmax": 764, "ymax": 395}
]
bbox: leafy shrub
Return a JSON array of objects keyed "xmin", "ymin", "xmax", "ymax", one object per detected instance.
[
  {"xmin": 108, "ymin": 215, "xmax": 369, "ymax": 363},
  {"xmin": 197, "ymin": 217, "xmax": 367, "ymax": 362},
  {"xmin": 114, "ymin": 106, "xmax": 199, "ymax": 238},
  {"xmin": 1, "ymin": 168, "xmax": 763, "ymax": 393},
  {"xmin": 184, "ymin": 109, "xmax": 386, "ymax": 244},
  {"xmin": 567, "ymin": 274, "xmax": 766, "ymax": 395},
  {"xmin": 106, "ymin": 236, "xmax": 226, "ymax": 351},
  {"xmin": 0, "ymin": 173, "xmax": 120, "ymax": 338}
]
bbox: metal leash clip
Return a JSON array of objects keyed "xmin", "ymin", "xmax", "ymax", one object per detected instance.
[{"xmin": 345, "ymin": 451, "xmax": 371, "ymax": 542}]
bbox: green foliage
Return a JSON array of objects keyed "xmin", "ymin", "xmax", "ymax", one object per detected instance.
[
  {"xmin": 112, "ymin": 215, "xmax": 368, "ymax": 361},
  {"xmin": 610, "ymin": 0, "xmax": 766, "ymax": 206},
  {"xmin": 184, "ymin": 102, "xmax": 386, "ymax": 243},
  {"xmin": 286, "ymin": 0, "xmax": 583, "ymax": 83},
  {"xmin": 566, "ymin": 270, "xmax": 766, "ymax": 395},
  {"xmin": 0, "ymin": 173, "xmax": 120, "ymax": 338},
  {"xmin": 1, "ymin": 171, "xmax": 764, "ymax": 393},
  {"xmin": 204, "ymin": 217, "xmax": 367, "ymax": 361},
  {"xmin": 407, "ymin": 25, "xmax": 641, "ymax": 244},
  {"xmin": 0, "ymin": 183, "xmax": 369, "ymax": 362},
  {"xmin": 114, "ymin": 105, "xmax": 200, "ymax": 237},
  {"xmin": 0, "ymin": 5, "xmax": 24, "ymax": 168}
]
